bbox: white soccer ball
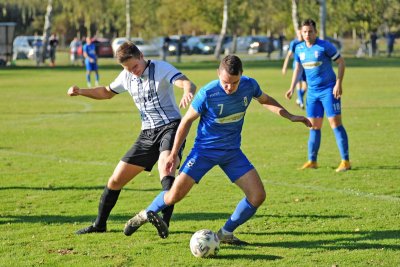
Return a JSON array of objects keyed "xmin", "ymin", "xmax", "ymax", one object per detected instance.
[{"xmin": 189, "ymin": 229, "xmax": 220, "ymax": 258}]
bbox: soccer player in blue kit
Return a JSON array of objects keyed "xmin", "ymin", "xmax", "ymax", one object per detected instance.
[
  {"xmin": 83, "ymin": 37, "xmax": 99, "ymax": 87},
  {"xmin": 285, "ymin": 19, "xmax": 351, "ymax": 172},
  {"xmin": 124, "ymin": 55, "xmax": 311, "ymax": 244},
  {"xmin": 282, "ymin": 28, "xmax": 307, "ymax": 109}
]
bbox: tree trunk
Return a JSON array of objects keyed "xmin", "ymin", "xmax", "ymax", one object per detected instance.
[
  {"xmin": 319, "ymin": 0, "xmax": 327, "ymax": 39},
  {"xmin": 126, "ymin": 0, "xmax": 131, "ymax": 38},
  {"xmin": 41, "ymin": 0, "xmax": 53, "ymax": 63},
  {"xmin": 214, "ymin": 0, "xmax": 229, "ymax": 59},
  {"xmin": 291, "ymin": 0, "xmax": 300, "ymax": 33}
]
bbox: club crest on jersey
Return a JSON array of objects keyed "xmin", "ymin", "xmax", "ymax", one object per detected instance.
[
  {"xmin": 186, "ymin": 158, "xmax": 196, "ymax": 168},
  {"xmin": 300, "ymin": 52, "xmax": 305, "ymax": 60},
  {"xmin": 243, "ymin": 96, "xmax": 248, "ymax": 107},
  {"xmin": 314, "ymin": 51, "xmax": 319, "ymax": 58}
]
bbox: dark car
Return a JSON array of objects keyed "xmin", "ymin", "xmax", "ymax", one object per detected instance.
[{"xmin": 91, "ymin": 37, "xmax": 113, "ymax": 58}]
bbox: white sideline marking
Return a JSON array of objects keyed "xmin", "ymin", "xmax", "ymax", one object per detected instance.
[
  {"xmin": 1, "ymin": 151, "xmax": 114, "ymax": 166},
  {"xmin": 264, "ymin": 180, "xmax": 400, "ymax": 202}
]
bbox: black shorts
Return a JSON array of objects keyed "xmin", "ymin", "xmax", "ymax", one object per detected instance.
[{"xmin": 121, "ymin": 120, "xmax": 185, "ymax": 171}]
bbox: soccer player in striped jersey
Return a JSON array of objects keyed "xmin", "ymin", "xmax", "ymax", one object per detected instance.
[
  {"xmin": 124, "ymin": 55, "xmax": 311, "ymax": 244},
  {"xmin": 285, "ymin": 19, "xmax": 351, "ymax": 172},
  {"xmin": 67, "ymin": 41, "xmax": 196, "ymax": 234}
]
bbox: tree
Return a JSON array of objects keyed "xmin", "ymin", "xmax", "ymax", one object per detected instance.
[
  {"xmin": 214, "ymin": 0, "xmax": 229, "ymax": 59},
  {"xmin": 41, "ymin": 0, "xmax": 53, "ymax": 63},
  {"xmin": 126, "ymin": 0, "xmax": 131, "ymax": 38}
]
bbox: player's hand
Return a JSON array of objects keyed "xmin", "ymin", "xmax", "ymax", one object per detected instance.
[
  {"xmin": 290, "ymin": 115, "xmax": 312, "ymax": 128},
  {"xmin": 285, "ymin": 89, "xmax": 294, "ymax": 100},
  {"xmin": 165, "ymin": 154, "xmax": 177, "ymax": 174},
  {"xmin": 179, "ymin": 92, "xmax": 194, "ymax": 108},
  {"xmin": 333, "ymin": 84, "xmax": 342, "ymax": 99},
  {"xmin": 67, "ymin": 85, "xmax": 80, "ymax": 96}
]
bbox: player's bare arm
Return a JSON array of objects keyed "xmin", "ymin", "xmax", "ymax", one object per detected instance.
[
  {"xmin": 285, "ymin": 62, "xmax": 302, "ymax": 99},
  {"xmin": 67, "ymin": 85, "xmax": 116, "ymax": 99},
  {"xmin": 333, "ymin": 57, "xmax": 345, "ymax": 99},
  {"xmin": 165, "ymin": 106, "xmax": 200, "ymax": 173},
  {"xmin": 258, "ymin": 92, "xmax": 312, "ymax": 128},
  {"xmin": 174, "ymin": 75, "xmax": 197, "ymax": 108}
]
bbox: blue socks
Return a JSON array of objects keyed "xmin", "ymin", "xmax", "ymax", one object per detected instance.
[
  {"xmin": 223, "ymin": 198, "xmax": 257, "ymax": 233},
  {"xmin": 297, "ymin": 89, "xmax": 305, "ymax": 104},
  {"xmin": 146, "ymin": 191, "xmax": 167, "ymax": 213},
  {"xmin": 333, "ymin": 125, "xmax": 349, "ymax": 160},
  {"xmin": 308, "ymin": 129, "xmax": 321, "ymax": 161}
]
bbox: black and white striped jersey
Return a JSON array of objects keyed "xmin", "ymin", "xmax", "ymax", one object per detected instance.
[{"xmin": 110, "ymin": 60, "xmax": 184, "ymax": 130}]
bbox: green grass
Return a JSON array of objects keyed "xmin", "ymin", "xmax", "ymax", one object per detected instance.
[{"xmin": 1, "ymin": 53, "xmax": 399, "ymax": 266}]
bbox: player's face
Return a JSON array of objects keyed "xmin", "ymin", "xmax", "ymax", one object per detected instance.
[
  {"xmin": 301, "ymin": 25, "xmax": 317, "ymax": 44},
  {"xmin": 121, "ymin": 55, "xmax": 146, "ymax": 76},
  {"xmin": 218, "ymin": 69, "xmax": 241, "ymax": 95}
]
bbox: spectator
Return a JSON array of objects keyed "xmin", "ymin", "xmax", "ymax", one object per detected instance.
[
  {"xmin": 69, "ymin": 37, "xmax": 81, "ymax": 65},
  {"xmin": 32, "ymin": 33, "xmax": 43, "ymax": 67},
  {"xmin": 176, "ymin": 37, "xmax": 182, "ymax": 63},
  {"xmin": 162, "ymin": 36, "xmax": 170, "ymax": 61},
  {"xmin": 278, "ymin": 33, "xmax": 285, "ymax": 59},
  {"xmin": 370, "ymin": 31, "xmax": 378, "ymax": 56},
  {"xmin": 48, "ymin": 33, "xmax": 59, "ymax": 67},
  {"xmin": 386, "ymin": 32, "xmax": 395, "ymax": 57}
]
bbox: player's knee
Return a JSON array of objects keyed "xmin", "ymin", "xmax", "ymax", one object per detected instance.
[
  {"xmin": 107, "ymin": 176, "xmax": 124, "ymax": 190},
  {"xmin": 249, "ymin": 190, "xmax": 266, "ymax": 208}
]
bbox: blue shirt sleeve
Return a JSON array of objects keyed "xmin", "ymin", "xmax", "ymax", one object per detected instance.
[
  {"xmin": 191, "ymin": 87, "xmax": 207, "ymax": 114},
  {"xmin": 325, "ymin": 41, "xmax": 340, "ymax": 60}
]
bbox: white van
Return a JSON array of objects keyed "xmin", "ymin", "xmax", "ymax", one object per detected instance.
[{"xmin": 13, "ymin": 35, "xmax": 42, "ymax": 60}]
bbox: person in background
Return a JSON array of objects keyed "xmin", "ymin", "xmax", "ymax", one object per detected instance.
[
  {"xmin": 48, "ymin": 33, "xmax": 59, "ymax": 67},
  {"xmin": 69, "ymin": 37, "xmax": 81, "ymax": 65},
  {"xmin": 83, "ymin": 37, "xmax": 99, "ymax": 87},
  {"xmin": 286, "ymin": 18, "xmax": 351, "ymax": 172},
  {"xmin": 32, "ymin": 33, "xmax": 43, "ymax": 67},
  {"xmin": 282, "ymin": 29, "xmax": 307, "ymax": 109}
]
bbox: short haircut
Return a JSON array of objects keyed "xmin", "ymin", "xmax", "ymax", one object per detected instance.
[
  {"xmin": 302, "ymin": 19, "xmax": 317, "ymax": 30},
  {"xmin": 116, "ymin": 41, "xmax": 141, "ymax": 63},
  {"xmin": 219, "ymin": 55, "xmax": 243, "ymax": 75}
]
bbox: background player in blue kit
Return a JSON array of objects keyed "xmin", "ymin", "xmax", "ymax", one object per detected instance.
[
  {"xmin": 282, "ymin": 29, "xmax": 307, "ymax": 109},
  {"xmin": 124, "ymin": 55, "xmax": 311, "ymax": 244},
  {"xmin": 285, "ymin": 19, "xmax": 351, "ymax": 172},
  {"xmin": 83, "ymin": 37, "xmax": 99, "ymax": 87}
]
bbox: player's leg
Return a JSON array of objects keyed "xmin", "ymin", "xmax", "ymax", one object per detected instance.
[
  {"xmin": 302, "ymin": 94, "xmax": 323, "ymax": 169},
  {"xmin": 218, "ymin": 151, "xmax": 264, "ymax": 245},
  {"xmin": 125, "ymin": 147, "xmax": 212, "ymax": 238},
  {"xmin": 124, "ymin": 173, "xmax": 196, "ymax": 238},
  {"xmin": 156, "ymin": 121, "xmax": 184, "ymax": 226},
  {"xmin": 94, "ymin": 66, "xmax": 99, "ymax": 86},
  {"xmin": 324, "ymin": 93, "xmax": 350, "ymax": 172},
  {"xmin": 76, "ymin": 161, "xmax": 144, "ymax": 234},
  {"xmin": 86, "ymin": 69, "xmax": 92, "ymax": 88}
]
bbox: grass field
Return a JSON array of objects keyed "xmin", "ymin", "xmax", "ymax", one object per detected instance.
[{"xmin": 1, "ymin": 54, "xmax": 399, "ymax": 266}]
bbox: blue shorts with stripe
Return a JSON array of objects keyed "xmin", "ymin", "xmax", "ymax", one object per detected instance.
[{"xmin": 180, "ymin": 147, "xmax": 254, "ymax": 183}]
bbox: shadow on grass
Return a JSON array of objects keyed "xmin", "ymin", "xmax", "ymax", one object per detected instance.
[
  {"xmin": 0, "ymin": 186, "xmax": 158, "ymax": 191},
  {"xmin": 250, "ymin": 230, "xmax": 400, "ymax": 251},
  {"xmin": 216, "ymin": 254, "xmax": 283, "ymax": 261}
]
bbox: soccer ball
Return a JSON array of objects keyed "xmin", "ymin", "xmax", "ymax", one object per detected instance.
[{"xmin": 189, "ymin": 229, "xmax": 220, "ymax": 258}]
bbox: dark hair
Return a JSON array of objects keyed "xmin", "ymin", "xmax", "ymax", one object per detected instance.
[
  {"xmin": 302, "ymin": 19, "xmax": 317, "ymax": 30},
  {"xmin": 219, "ymin": 55, "xmax": 243, "ymax": 75},
  {"xmin": 116, "ymin": 41, "xmax": 142, "ymax": 63}
]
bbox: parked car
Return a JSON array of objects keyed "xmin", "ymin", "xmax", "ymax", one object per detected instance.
[
  {"xmin": 224, "ymin": 35, "xmax": 275, "ymax": 54},
  {"xmin": 13, "ymin": 35, "xmax": 40, "ymax": 60},
  {"xmin": 112, "ymin": 37, "xmax": 159, "ymax": 57},
  {"xmin": 91, "ymin": 37, "xmax": 113, "ymax": 58},
  {"xmin": 186, "ymin": 35, "xmax": 218, "ymax": 54}
]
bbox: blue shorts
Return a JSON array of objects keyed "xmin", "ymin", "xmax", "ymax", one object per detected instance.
[
  {"xmin": 306, "ymin": 87, "xmax": 341, "ymax": 118},
  {"xmin": 85, "ymin": 60, "xmax": 98, "ymax": 71},
  {"xmin": 180, "ymin": 148, "xmax": 254, "ymax": 183}
]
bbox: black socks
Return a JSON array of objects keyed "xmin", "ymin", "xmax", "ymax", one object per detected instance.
[
  {"xmin": 94, "ymin": 186, "xmax": 121, "ymax": 228},
  {"xmin": 160, "ymin": 176, "xmax": 175, "ymax": 226}
]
